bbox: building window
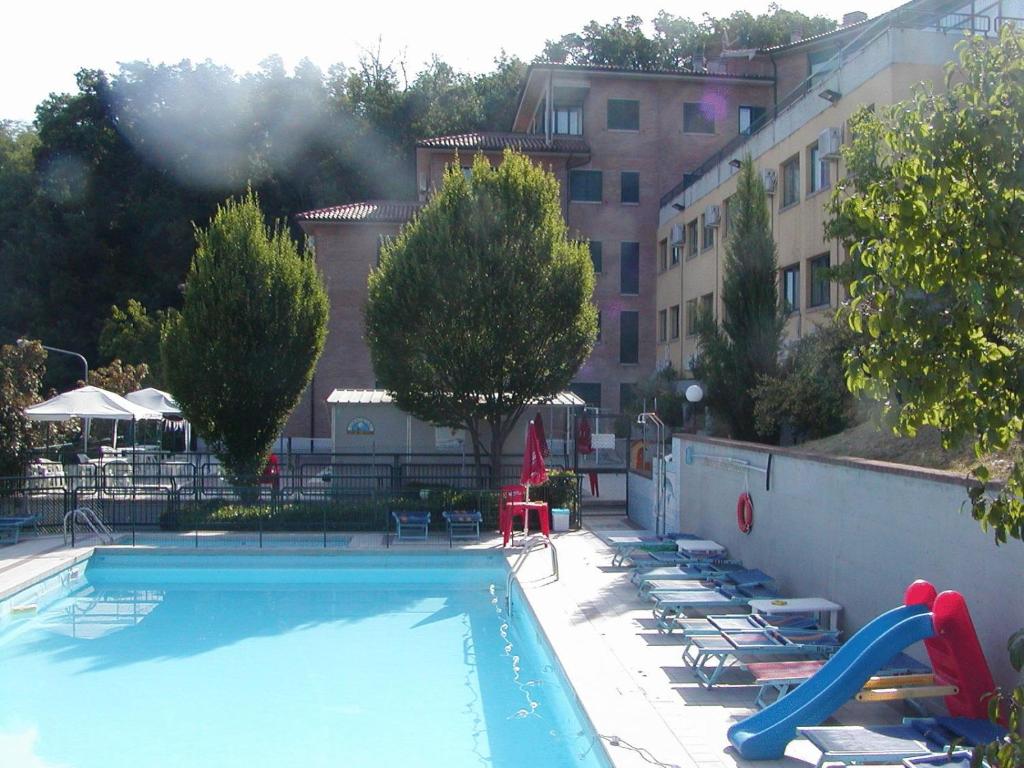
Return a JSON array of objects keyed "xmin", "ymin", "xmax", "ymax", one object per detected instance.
[
  {"xmin": 570, "ymin": 170, "xmax": 602, "ymax": 202},
  {"xmin": 589, "ymin": 241, "xmax": 603, "ymax": 273},
  {"xmin": 807, "ymin": 143, "xmax": 830, "ymax": 194},
  {"xmin": 620, "ymin": 383, "xmax": 637, "ymax": 411},
  {"xmin": 596, "ymin": 310, "xmax": 602, "ymax": 342},
  {"xmin": 658, "ymin": 239, "xmax": 668, "ymax": 272},
  {"xmin": 620, "ymin": 311, "xmax": 639, "ymax": 364},
  {"xmin": 700, "ymin": 292, "xmax": 714, "ymax": 320},
  {"xmin": 658, "ymin": 309, "xmax": 667, "ymax": 342},
  {"xmin": 670, "ymin": 305, "xmax": 680, "ymax": 339},
  {"xmin": 685, "ymin": 298, "xmax": 699, "ymax": 336},
  {"xmin": 686, "ymin": 220, "xmax": 699, "ymax": 259},
  {"xmin": 701, "ymin": 214, "xmax": 715, "ymax": 251},
  {"xmin": 620, "ymin": 171, "xmax": 639, "ymax": 204},
  {"xmin": 781, "ymin": 155, "xmax": 800, "ymax": 208},
  {"xmin": 722, "ymin": 197, "xmax": 732, "ymax": 238},
  {"xmin": 739, "ymin": 105, "xmax": 767, "ymax": 135},
  {"xmin": 683, "ymin": 102, "xmax": 715, "ymax": 134},
  {"xmin": 809, "ymin": 254, "xmax": 831, "ymax": 307},
  {"xmin": 620, "ymin": 242, "xmax": 640, "ymax": 294},
  {"xmin": 553, "ymin": 106, "xmax": 583, "ymax": 135},
  {"xmin": 782, "ymin": 264, "xmax": 800, "ymax": 313},
  {"xmin": 461, "ymin": 166, "xmax": 473, "ymax": 180},
  {"xmin": 570, "ymin": 382, "xmax": 602, "ymax": 408},
  {"xmin": 671, "ymin": 242, "xmax": 683, "ymax": 266},
  {"xmin": 607, "ymin": 99, "xmax": 639, "ymax": 131}
]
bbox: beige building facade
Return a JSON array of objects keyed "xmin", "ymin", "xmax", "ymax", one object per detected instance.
[{"xmin": 655, "ymin": 12, "xmax": 1000, "ymax": 377}]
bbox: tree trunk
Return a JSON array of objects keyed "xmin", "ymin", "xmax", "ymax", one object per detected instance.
[
  {"xmin": 489, "ymin": 417, "xmax": 504, "ymax": 489},
  {"xmin": 466, "ymin": 419, "xmax": 486, "ymax": 488}
]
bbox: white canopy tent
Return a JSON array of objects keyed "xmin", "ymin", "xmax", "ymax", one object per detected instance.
[
  {"xmin": 124, "ymin": 388, "xmax": 181, "ymax": 416},
  {"xmin": 25, "ymin": 385, "xmax": 163, "ymax": 451},
  {"xmin": 125, "ymin": 388, "xmax": 190, "ymax": 450}
]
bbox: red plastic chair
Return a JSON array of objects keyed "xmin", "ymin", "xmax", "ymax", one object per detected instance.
[{"xmin": 499, "ymin": 484, "xmax": 527, "ymax": 544}]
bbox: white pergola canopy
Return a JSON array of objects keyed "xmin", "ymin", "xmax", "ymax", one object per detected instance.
[
  {"xmin": 125, "ymin": 388, "xmax": 182, "ymax": 417},
  {"xmin": 25, "ymin": 386, "xmax": 163, "ymax": 422}
]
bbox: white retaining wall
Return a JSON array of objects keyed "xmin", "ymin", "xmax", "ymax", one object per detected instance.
[{"xmin": 676, "ymin": 435, "xmax": 1024, "ymax": 688}]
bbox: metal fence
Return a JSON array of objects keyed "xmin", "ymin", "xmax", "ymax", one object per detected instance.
[{"xmin": 1, "ymin": 454, "xmax": 582, "ymax": 548}]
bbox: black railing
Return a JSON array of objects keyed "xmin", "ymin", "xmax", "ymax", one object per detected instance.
[{"xmin": 1, "ymin": 463, "xmax": 584, "ymax": 549}]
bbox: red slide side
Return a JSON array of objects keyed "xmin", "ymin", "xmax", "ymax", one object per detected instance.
[{"xmin": 925, "ymin": 590, "xmax": 997, "ymax": 720}]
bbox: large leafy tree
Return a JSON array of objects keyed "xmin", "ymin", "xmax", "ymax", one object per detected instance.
[
  {"xmin": 366, "ymin": 151, "xmax": 597, "ymax": 484},
  {"xmin": 693, "ymin": 157, "xmax": 785, "ymax": 442},
  {"xmin": 828, "ymin": 30, "xmax": 1024, "ymax": 764},
  {"xmin": 0, "ymin": 340, "xmax": 47, "ymax": 476},
  {"xmin": 828, "ymin": 27, "xmax": 1024, "ymax": 545},
  {"xmin": 162, "ymin": 190, "xmax": 328, "ymax": 478}
]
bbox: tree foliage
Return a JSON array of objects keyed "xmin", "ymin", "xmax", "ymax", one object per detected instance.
[
  {"xmin": 88, "ymin": 359, "xmax": 150, "ymax": 395},
  {"xmin": 161, "ymin": 190, "xmax": 328, "ymax": 478},
  {"xmin": 0, "ymin": 54, "xmax": 524, "ymax": 390},
  {"xmin": 828, "ymin": 27, "xmax": 1024, "ymax": 545},
  {"xmin": 541, "ymin": 9, "xmax": 837, "ymax": 69},
  {"xmin": 753, "ymin": 322, "xmax": 857, "ymax": 442},
  {"xmin": 693, "ymin": 158, "xmax": 785, "ymax": 442},
  {"xmin": 99, "ymin": 300, "xmax": 178, "ymax": 388},
  {"xmin": 0, "ymin": 340, "xmax": 47, "ymax": 476},
  {"xmin": 366, "ymin": 151, "xmax": 597, "ymax": 484}
]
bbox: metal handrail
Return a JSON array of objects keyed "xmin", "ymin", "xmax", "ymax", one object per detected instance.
[
  {"xmin": 505, "ymin": 535, "xmax": 559, "ymax": 618},
  {"xmin": 64, "ymin": 507, "xmax": 115, "ymax": 546}
]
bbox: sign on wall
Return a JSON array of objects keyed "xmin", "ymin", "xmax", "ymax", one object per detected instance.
[
  {"xmin": 435, "ymin": 426, "xmax": 466, "ymax": 449},
  {"xmin": 346, "ymin": 418, "xmax": 375, "ymax": 435}
]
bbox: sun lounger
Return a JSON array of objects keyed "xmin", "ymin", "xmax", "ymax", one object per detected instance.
[
  {"xmin": 674, "ymin": 612, "xmax": 824, "ymax": 657},
  {"xmin": 688, "ymin": 628, "xmax": 841, "ymax": 688},
  {"xmin": 0, "ymin": 514, "xmax": 41, "ymax": 545},
  {"xmin": 748, "ymin": 652, "xmax": 932, "ymax": 709},
  {"xmin": 607, "ymin": 536, "xmax": 679, "ymax": 566},
  {"xmin": 442, "ymin": 510, "xmax": 481, "ymax": 545},
  {"xmin": 799, "ymin": 718, "xmax": 1006, "ymax": 767},
  {"xmin": 640, "ymin": 568, "xmax": 774, "ymax": 598},
  {"xmin": 391, "ymin": 511, "xmax": 430, "ymax": 542},
  {"xmin": 631, "ymin": 560, "xmax": 744, "ymax": 590},
  {"xmin": 901, "ymin": 751, "xmax": 976, "ymax": 768},
  {"xmin": 651, "ymin": 582, "xmax": 780, "ymax": 630}
]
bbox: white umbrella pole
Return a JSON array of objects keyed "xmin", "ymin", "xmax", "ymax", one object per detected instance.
[
  {"xmin": 84, "ymin": 417, "xmax": 90, "ymax": 453},
  {"xmin": 112, "ymin": 420, "xmax": 119, "ymax": 450}
]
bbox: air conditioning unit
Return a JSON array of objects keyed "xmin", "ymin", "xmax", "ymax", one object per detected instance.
[
  {"xmin": 818, "ymin": 127, "xmax": 842, "ymax": 158},
  {"xmin": 704, "ymin": 205, "xmax": 721, "ymax": 227},
  {"xmin": 670, "ymin": 224, "xmax": 685, "ymax": 244},
  {"xmin": 761, "ymin": 168, "xmax": 778, "ymax": 195}
]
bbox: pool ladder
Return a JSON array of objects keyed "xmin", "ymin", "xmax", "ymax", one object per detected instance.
[
  {"xmin": 505, "ymin": 535, "xmax": 558, "ymax": 618},
  {"xmin": 64, "ymin": 507, "xmax": 115, "ymax": 546}
]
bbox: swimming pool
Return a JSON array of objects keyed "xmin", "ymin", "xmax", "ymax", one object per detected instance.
[{"xmin": 0, "ymin": 552, "xmax": 610, "ymax": 768}]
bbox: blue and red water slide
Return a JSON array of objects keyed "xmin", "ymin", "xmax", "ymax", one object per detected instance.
[{"xmin": 727, "ymin": 580, "xmax": 996, "ymax": 761}]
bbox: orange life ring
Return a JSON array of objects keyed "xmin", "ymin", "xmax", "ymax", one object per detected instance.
[{"xmin": 737, "ymin": 492, "xmax": 753, "ymax": 534}]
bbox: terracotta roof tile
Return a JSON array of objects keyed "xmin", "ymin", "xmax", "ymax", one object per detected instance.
[
  {"xmin": 296, "ymin": 200, "xmax": 421, "ymax": 223},
  {"xmin": 416, "ymin": 132, "xmax": 589, "ymax": 154}
]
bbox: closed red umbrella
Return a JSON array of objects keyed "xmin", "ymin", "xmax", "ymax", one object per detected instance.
[
  {"xmin": 520, "ymin": 420, "xmax": 548, "ymax": 488},
  {"xmin": 576, "ymin": 412, "xmax": 593, "ymax": 454},
  {"xmin": 576, "ymin": 413, "xmax": 599, "ymax": 497},
  {"xmin": 533, "ymin": 411, "xmax": 549, "ymax": 457}
]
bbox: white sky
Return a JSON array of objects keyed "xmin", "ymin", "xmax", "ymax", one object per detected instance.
[{"xmin": 4, "ymin": 0, "xmax": 902, "ymax": 122}]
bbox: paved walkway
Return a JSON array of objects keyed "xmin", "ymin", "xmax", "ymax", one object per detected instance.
[{"xmin": 0, "ymin": 520, "xmax": 906, "ymax": 768}]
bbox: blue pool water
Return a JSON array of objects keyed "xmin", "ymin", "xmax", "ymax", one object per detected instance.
[{"xmin": 0, "ymin": 553, "xmax": 609, "ymax": 768}]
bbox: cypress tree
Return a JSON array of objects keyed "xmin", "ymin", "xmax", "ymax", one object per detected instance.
[{"xmin": 693, "ymin": 157, "xmax": 785, "ymax": 441}]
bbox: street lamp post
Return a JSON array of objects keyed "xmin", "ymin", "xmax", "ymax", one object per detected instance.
[
  {"xmin": 17, "ymin": 339, "xmax": 88, "ymax": 384},
  {"xmin": 17, "ymin": 338, "xmax": 92, "ymax": 451}
]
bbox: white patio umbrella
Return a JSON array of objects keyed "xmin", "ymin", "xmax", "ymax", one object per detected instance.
[
  {"xmin": 25, "ymin": 385, "xmax": 163, "ymax": 451},
  {"xmin": 125, "ymin": 388, "xmax": 190, "ymax": 451}
]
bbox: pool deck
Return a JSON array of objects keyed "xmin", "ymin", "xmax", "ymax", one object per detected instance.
[{"xmin": 0, "ymin": 523, "xmax": 908, "ymax": 768}]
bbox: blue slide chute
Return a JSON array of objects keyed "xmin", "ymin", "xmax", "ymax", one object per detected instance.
[{"xmin": 728, "ymin": 603, "xmax": 936, "ymax": 761}]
